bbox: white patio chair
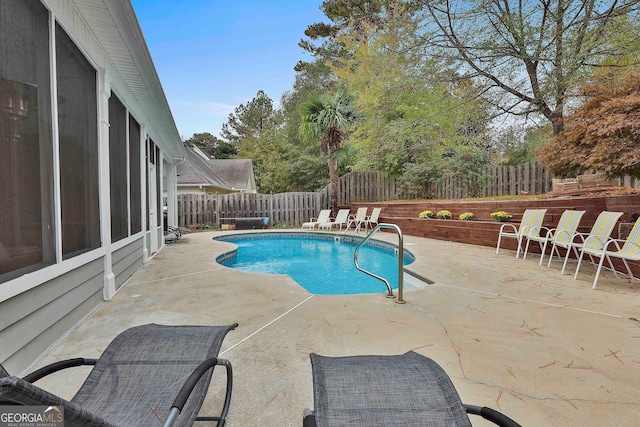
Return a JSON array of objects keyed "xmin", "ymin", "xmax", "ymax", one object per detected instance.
[
  {"xmin": 319, "ymin": 209, "xmax": 350, "ymax": 231},
  {"xmin": 360, "ymin": 207, "xmax": 382, "ymax": 233},
  {"xmin": 573, "ymin": 217, "xmax": 640, "ymax": 289},
  {"xmin": 495, "ymin": 209, "xmax": 547, "ymax": 258},
  {"xmin": 557, "ymin": 211, "xmax": 623, "ymax": 275},
  {"xmin": 344, "ymin": 207, "xmax": 368, "ymax": 234},
  {"xmin": 523, "ymin": 210, "xmax": 585, "ymax": 265},
  {"xmin": 302, "ymin": 209, "xmax": 331, "ymax": 230}
]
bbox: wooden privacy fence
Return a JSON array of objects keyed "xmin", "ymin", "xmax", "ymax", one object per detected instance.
[
  {"xmin": 177, "ymin": 172, "xmax": 398, "ymax": 227},
  {"xmin": 319, "ymin": 171, "xmax": 398, "ymax": 206},
  {"xmin": 430, "ymin": 160, "xmax": 553, "ymax": 199},
  {"xmin": 176, "ymin": 162, "xmax": 640, "ymax": 227},
  {"xmin": 177, "ymin": 192, "xmax": 325, "ymax": 227}
]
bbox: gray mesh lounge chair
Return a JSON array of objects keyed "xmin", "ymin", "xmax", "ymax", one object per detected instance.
[
  {"xmin": 303, "ymin": 351, "xmax": 521, "ymax": 427},
  {"xmin": 0, "ymin": 323, "xmax": 238, "ymax": 427}
]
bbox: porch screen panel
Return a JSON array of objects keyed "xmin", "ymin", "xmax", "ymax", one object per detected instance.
[
  {"xmin": 156, "ymin": 146, "xmax": 161, "ymax": 227},
  {"xmin": 0, "ymin": 0, "xmax": 54, "ymax": 283},
  {"xmin": 129, "ymin": 115, "xmax": 142, "ymax": 234},
  {"xmin": 109, "ymin": 93, "xmax": 127, "ymax": 242},
  {"xmin": 57, "ymin": 23, "xmax": 100, "ymax": 258},
  {"xmin": 145, "ymin": 138, "xmax": 151, "ymax": 231}
]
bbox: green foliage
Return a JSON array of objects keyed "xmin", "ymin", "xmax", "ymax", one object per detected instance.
[
  {"xmin": 299, "ymin": 88, "xmax": 360, "ymax": 207},
  {"xmin": 192, "ymin": 0, "xmax": 640, "ymax": 194},
  {"xmin": 271, "ymin": 221, "xmax": 293, "ymax": 229},
  {"xmin": 441, "ymin": 147, "xmax": 493, "ymax": 198},
  {"xmin": 325, "ymin": 1, "xmax": 492, "ymax": 187},
  {"xmin": 184, "ymin": 132, "xmax": 238, "ymax": 159},
  {"xmin": 195, "ymin": 222, "xmax": 219, "ymax": 231},
  {"xmin": 436, "ymin": 210, "xmax": 452, "ymax": 219},
  {"xmin": 221, "ymin": 90, "xmax": 276, "ymax": 147},
  {"xmin": 492, "ymin": 125, "xmax": 551, "ymax": 166},
  {"xmin": 397, "ymin": 163, "xmax": 443, "ymax": 199}
]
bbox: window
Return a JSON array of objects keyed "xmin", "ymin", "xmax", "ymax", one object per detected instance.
[
  {"xmin": 109, "ymin": 92, "xmax": 127, "ymax": 242},
  {"xmin": 57, "ymin": 23, "xmax": 100, "ymax": 258},
  {"xmin": 129, "ymin": 116, "xmax": 142, "ymax": 234},
  {"xmin": 0, "ymin": 0, "xmax": 55, "ymax": 282}
]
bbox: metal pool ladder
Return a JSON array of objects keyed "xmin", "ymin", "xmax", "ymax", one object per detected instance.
[{"xmin": 353, "ymin": 223, "xmax": 406, "ymax": 304}]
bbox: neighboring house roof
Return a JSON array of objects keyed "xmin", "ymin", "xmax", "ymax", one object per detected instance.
[
  {"xmin": 177, "ymin": 143, "xmax": 256, "ymax": 193},
  {"xmin": 207, "ymin": 159, "xmax": 256, "ymax": 192},
  {"xmin": 178, "ymin": 143, "xmax": 229, "ymax": 189}
]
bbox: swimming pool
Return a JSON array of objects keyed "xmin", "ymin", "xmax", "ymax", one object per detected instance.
[{"xmin": 214, "ymin": 233, "xmax": 415, "ymax": 295}]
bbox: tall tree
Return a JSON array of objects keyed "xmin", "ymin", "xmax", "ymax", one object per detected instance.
[
  {"xmin": 281, "ymin": 60, "xmax": 340, "ymax": 192},
  {"xmin": 184, "ymin": 132, "xmax": 237, "ymax": 159},
  {"xmin": 297, "ymin": 0, "xmax": 395, "ymax": 73},
  {"xmin": 421, "ymin": 0, "xmax": 640, "ymax": 135},
  {"xmin": 536, "ymin": 70, "xmax": 640, "ymax": 178},
  {"xmin": 299, "ymin": 89, "xmax": 359, "ymax": 211},
  {"xmin": 325, "ymin": 0, "xmax": 492, "ymax": 199},
  {"xmin": 220, "ymin": 90, "xmax": 276, "ymax": 147}
]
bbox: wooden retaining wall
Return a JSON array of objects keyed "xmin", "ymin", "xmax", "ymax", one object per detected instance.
[{"xmin": 352, "ymin": 193, "xmax": 640, "ymax": 276}]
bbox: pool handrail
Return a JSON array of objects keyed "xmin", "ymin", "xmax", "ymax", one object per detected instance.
[{"xmin": 353, "ymin": 223, "xmax": 406, "ymax": 304}]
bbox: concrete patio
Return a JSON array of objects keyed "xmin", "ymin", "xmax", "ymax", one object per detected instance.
[{"xmin": 31, "ymin": 230, "xmax": 640, "ymax": 426}]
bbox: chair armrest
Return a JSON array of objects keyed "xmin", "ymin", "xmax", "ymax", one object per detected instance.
[
  {"xmin": 498, "ymin": 223, "xmax": 518, "ymax": 234},
  {"xmin": 582, "ymin": 234, "xmax": 608, "ymax": 249},
  {"xmin": 603, "ymin": 238, "xmax": 635, "ymax": 252},
  {"xmin": 22, "ymin": 358, "xmax": 98, "ymax": 383},
  {"xmin": 464, "ymin": 404, "xmax": 522, "ymax": 427},
  {"xmin": 302, "ymin": 409, "xmax": 317, "ymax": 427},
  {"xmin": 568, "ymin": 231, "xmax": 588, "ymax": 244},
  {"xmin": 163, "ymin": 358, "xmax": 233, "ymax": 427},
  {"xmin": 528, "ymin": 225, "xmax": 549, "ymax": 237}
]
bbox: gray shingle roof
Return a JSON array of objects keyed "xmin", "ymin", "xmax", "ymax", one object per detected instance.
[
  {"xmin": 206, "ymin": 159, "xmax": 254, "ymax": 191},
  {"xmin": 177, "ymin": 143, "xmax": 255, "ymax": 192}
]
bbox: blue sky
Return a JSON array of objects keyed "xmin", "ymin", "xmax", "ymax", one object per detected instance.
[{"xmin": 132, "ymin": 0, "xmax": 326, "ymax": 140}]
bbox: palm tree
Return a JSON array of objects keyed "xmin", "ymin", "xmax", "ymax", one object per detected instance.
[{"xmin": 299, "ymin": 88, "xmax": 358, "ymax": 213}]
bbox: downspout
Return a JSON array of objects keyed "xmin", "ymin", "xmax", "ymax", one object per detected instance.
[{"xmin": 167, "ymin": 156, "xmax": 185, "ymax": 227}]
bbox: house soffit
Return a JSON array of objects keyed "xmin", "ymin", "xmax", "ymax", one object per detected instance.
[{"xmin": 70, "ymin": 0, "xmax": 183, "ymax": 159}]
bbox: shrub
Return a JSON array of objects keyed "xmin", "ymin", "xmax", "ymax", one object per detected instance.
[
  {"xmin": 490, "ymin": 211, "xmax": 512, "ymax": 222},
  {"xmin": 436, "ymin": 210, "xmax": 453, "ymax": 219},
  {"xmin": 419, "ymin": 210, "xmax": 434, "ymax": 219},
  {"xmin": 272, "ymin": 221, "xmax": 292, "ymax": 229},
  {"xmin": 196, "ymin": 222, "xmax": 220, "ymax": 231},
  {"xmin": 459, "ymin": 212, "xmax": 475, "ymax": 221}
]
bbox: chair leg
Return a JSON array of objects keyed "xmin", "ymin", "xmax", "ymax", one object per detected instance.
[
  {"xmin": 593, "ymin": 255, "xmax": 607, "ymax": 289},
  {"xmin": 605, "ymin": 255, "xmax": 622, "ymax": 279},
  {"xmin": 496, "ymin": 234, "xmax": 503, "ymax": 254},
  {"xmin": 515, "ymin": 236, "xmax": 523, "ymax": 259},
  {"xmin": 538, "ymin": 240, "xmax": 549, "ymax": 266},
  {"xmin": 621, "ymin": 257, "xmax": 634, "ymax": 281},
  {"xmin": 547, "ymin": 242, "xmax": 559, "ymax": 267},
  {"xmin": 523, "ymin": 238, "xmax": 532, "ymax": 260},
  {"xmin": 561, "ymin": 245, "xmax": 576, "ymax": 275},
  {"xmin": 573, "ymin": 249, "xmax": 586, "ymax": 279}
]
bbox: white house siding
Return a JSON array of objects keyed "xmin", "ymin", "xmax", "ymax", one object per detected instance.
[
  {"xmin": 112, "ymin": 239, "xmax": 144, "ymax": 291},
  {"xmin": 0, "ymin": 257, "xmax": 104, "ymax": 373},
  {"xmin": 0, "ymin": 0, "xmax": 184, "ymax": 374}
]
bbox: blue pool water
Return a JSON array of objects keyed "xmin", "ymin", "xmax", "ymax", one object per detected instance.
[{"xmin": 215, "ymin": 233, "xmax": 414, "ymax": 295}]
